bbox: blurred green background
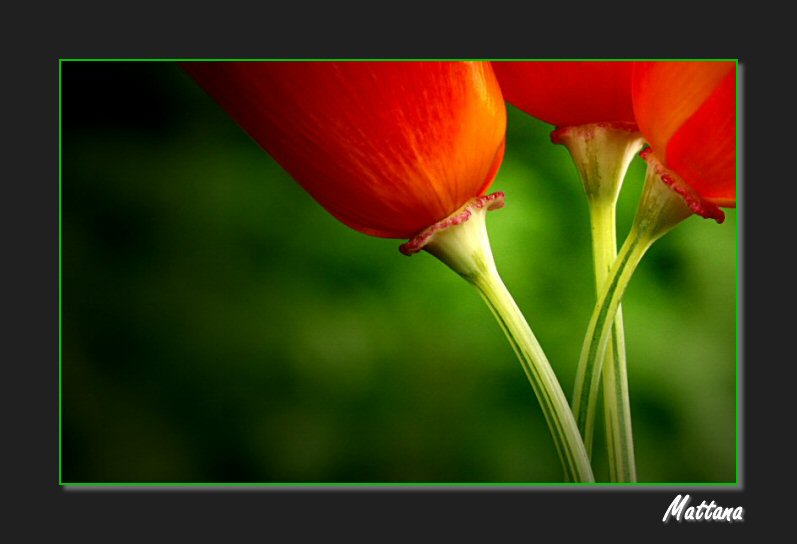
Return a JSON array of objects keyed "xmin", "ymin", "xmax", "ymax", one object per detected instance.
[{"xmin": 61, "ymin": 61, "xmax": 737, "ymax": 484}]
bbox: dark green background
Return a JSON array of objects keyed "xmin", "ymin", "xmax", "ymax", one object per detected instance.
[{"xmin": 61, "ymin": 61, "xmax": 737, "ymax": 484}]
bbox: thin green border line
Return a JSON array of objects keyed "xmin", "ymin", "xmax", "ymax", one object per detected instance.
[
  {"xmin": 58, "ymin": 58, "xmax": 740, "ymax": 63},
  {"xmin": 59, "ymin": 58, "xmax": 63, "ymax": 486},
  {"xmin": 735, "ymin": 60, "xmax": 742, "ymax": 487},
  {"xmin": 60, "ymin": 481, "xmax": 738, "ymax": 487},
  {"xmin": 58, "ymin": 58, "xmax": 741, "ymax": 488}
]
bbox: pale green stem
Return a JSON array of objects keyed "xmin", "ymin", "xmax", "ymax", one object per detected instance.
[
  {"xmin": 571, "ymin": 165, "xmax": 695, "ymax": 457},
  {"xmin": 421, "ymin": 196, "xmax": 594, "ymax": 483},
  {"xmin": 589, "ymin": 199, "xmax": 635, "ymax": 481},
  {"xmin": 471, "ymin": 267, "xmax": 593, "ymax": 482},
  {"xmin": 556, "ymin": 123, "xmax": 643, "ymax": 481}
]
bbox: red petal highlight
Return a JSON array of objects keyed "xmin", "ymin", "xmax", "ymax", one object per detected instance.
[
  {"xmin": 666, "ymin": 71, "xmax": 737, "ymax": 207},
  {"xmin": 183, "ymin": 61, "xmax": 507, "ymax": 239},
  {"xmin": 492, "ymin": 61, "xmax": 636, "ymax": 127},
  {"xmin": 632, "ymin": 61, "xmax": 734, "ymax": 163}
]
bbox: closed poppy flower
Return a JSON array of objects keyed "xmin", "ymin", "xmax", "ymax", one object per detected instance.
[
  {"xmin": 182, "ymin": 61, "xmax": 507, "ymax": 239},
  {"xmin": 572, "ymin": 61, "xmax": 738, "ymax": 468},
  {"xmin": 492, "ymin": 61, "xmax": 637, "ymax": 128},
  {"xmin": 493, "ymin": 61, "xmax": 645, "ymax": 482},
  {"xmin": 632, "ymin": 61, "xmax": 737, "ymax": 219},
  {"xmin": 183, "ymin": 60, "xmax": 595, "ymax": 482}
]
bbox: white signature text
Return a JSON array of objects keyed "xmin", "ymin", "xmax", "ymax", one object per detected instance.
[{"xmin": 663, "ymin": 494, "xmax": 744, "ymax": 523}]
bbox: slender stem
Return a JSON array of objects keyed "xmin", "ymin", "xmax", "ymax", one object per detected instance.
[
  {"xmin": 572, "ymin": 225, "xmax": 650, "ymax": 464},
  {"xmin": 555, "ymin": 123, "xmax": 643, "ymax": 481},
  {"xmin": 418, "ymin": 195, "xmax": 594, "ymax": 482},
  {"xmin": 589, "ymin": 199, "xmax": 635, "ymax": 481},
  {"xmin": 471, "ymin": 267, "xmax": 594, "ymax": 482},
  {"xmin": 571, "ymin": 165, "xmax": 695, "ymax": 456}
]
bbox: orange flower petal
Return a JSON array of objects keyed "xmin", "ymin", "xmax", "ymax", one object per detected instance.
[
  {"xmin": 492, "ymin": 61, "xmax": 636, "ymax": 127},
  {"xmin": 632, "ymin": 61, "xmax": 734, "ymax": 163},
  {"xmin": 183, "ymin": 61, "xmax": 507, "ymax": 239},
  {"xmin": 666, "ymin": 71, "xmax": 737, "ymax": 207}
]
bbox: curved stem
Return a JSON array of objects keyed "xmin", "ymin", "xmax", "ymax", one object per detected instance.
[
  {"xmin": 571, "ymin": 164, "xmax": 695, "ymax": 459},
  {"xmin": 589, "ymin": 199, "xmax": 635, "ymax": 481},
  {"xmin": 555, "ymin": 123, "xmax": 643, "ymax": 481},
  {"xmin": 471, "ymin": 268, "xmax": 594, "ymax": 482},
  {"xmin": 415, "ymin": 194, "xmax": 594, "ymax": 482},
  {"xmin": 572, "ymin": 227, "xmax": 651, "ymax": 457}
]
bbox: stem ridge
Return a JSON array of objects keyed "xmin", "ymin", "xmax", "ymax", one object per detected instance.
[{"xmin": 414, "ymin": 193, "xmax": 595, "ymax": 482}]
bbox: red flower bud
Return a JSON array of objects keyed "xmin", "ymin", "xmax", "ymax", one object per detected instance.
[
  {"xmin": 631, "ymin": 61, "xmax": 736, "ymax": 211},
  {"xmin": 183, "ymin": 61, "xmax": 507, "ymax": 239},
  {"xmin": 491, "ymin": 61, "xmax": 636, "ymax": 128}
]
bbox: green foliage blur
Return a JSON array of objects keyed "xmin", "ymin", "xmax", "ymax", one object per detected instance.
[{"xmin": 61, "ymin": 61, "xmax": 737, "ymax": 484}]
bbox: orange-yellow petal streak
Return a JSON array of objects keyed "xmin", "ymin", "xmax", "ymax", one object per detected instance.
[
  {"xmin": 632, "ymin": 61, "xmax": 734, "ymax": 161},
  {"xmin": 183, "ymin": 61, "xmax": 507, "ymax": 239}
]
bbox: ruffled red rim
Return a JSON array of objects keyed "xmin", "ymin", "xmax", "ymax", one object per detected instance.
[
  {"xmin": 551, "ymin": 121, "xmax": 640, "ymax": 145},
  {"xmin": 399, "ymin": 192, "xmax": 506, "ymax": 256},
  {"xmin": 640, "ymin": 148, "xmax": 725, "ymax": 223}
]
